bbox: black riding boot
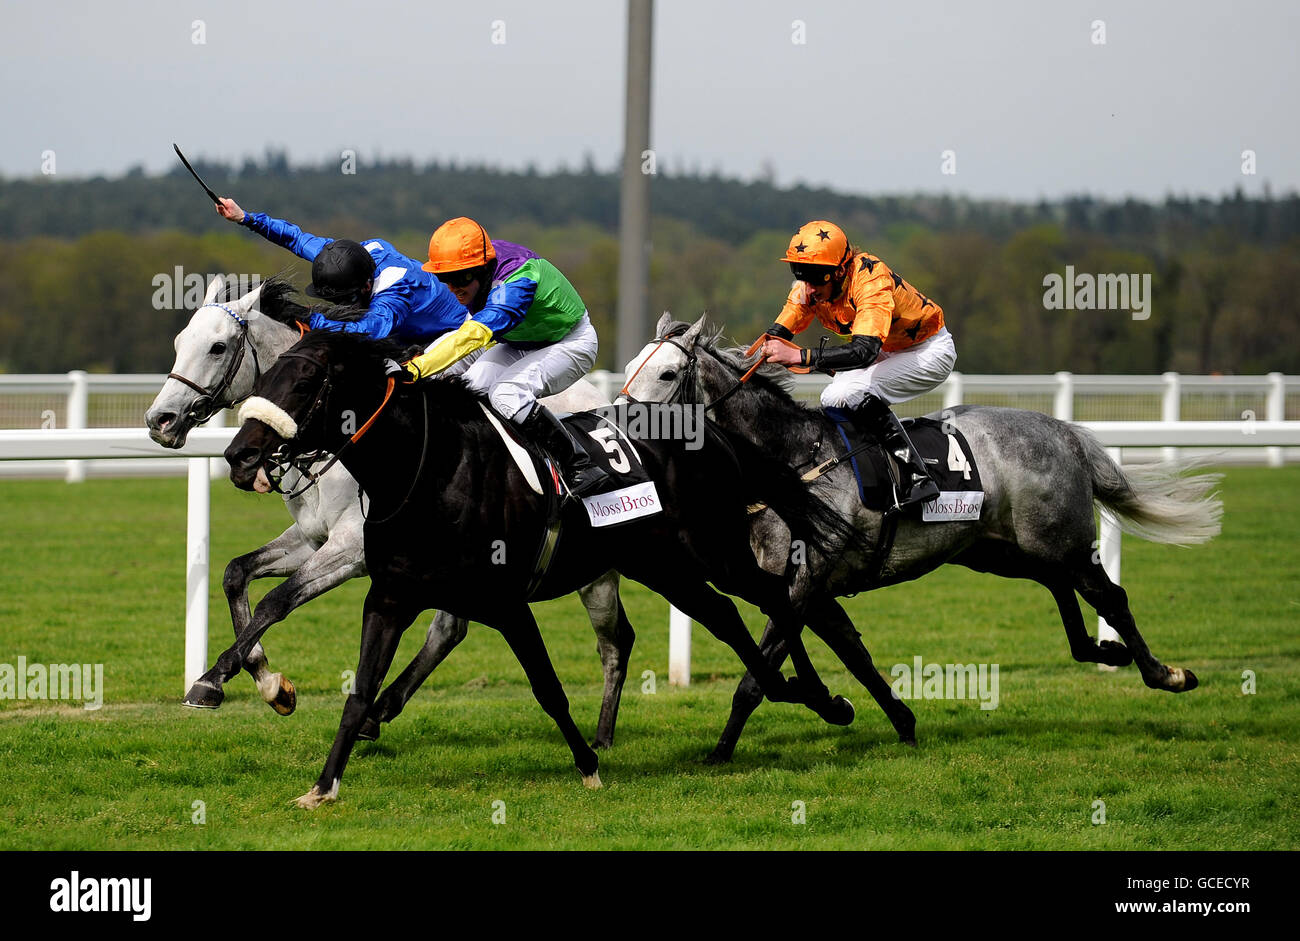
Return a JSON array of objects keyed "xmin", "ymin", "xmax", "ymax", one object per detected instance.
[
  {"xmin": 519, "ymin": 404, "xmax": 611, "ymax": 498},
  {"xmin": 852, "ymin": 394, "xmax": 940, "ymax": 509}
]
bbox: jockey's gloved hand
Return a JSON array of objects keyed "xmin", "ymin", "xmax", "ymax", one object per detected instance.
[{"xmin": 382, "ymin": 358, "xmax": 414, "ymax": 383}]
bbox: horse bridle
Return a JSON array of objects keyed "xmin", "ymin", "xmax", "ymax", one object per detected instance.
[
  {"xmin": 259, "ymin": 348, "xmax": 347, "ymax": 499},
  {"xmin": 167, "ymin": 303, "xmax": 262, "ymax": 424},
  {"xmin": 254, "ymin": 349, "xmax": 420, "ymax": 516},
  {"xmin": 618, "ymin": 325, "xmax": 756, "ymax": 413},
  {"xmin": 620, "ymin": 327, "xmax": 828, "ymax": 479}
]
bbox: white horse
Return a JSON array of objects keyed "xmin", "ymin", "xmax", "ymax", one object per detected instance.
[{"xmin": 146, "ymin": 275, "xmax": 635, "ymax": 747}]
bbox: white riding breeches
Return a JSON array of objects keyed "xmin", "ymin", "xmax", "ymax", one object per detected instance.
[
  {"xmin": 820, "ymin": 327, "xmax": 956, "ymax": 408},
  {"xmin": 460, "ymin": 311, "xmax": 599, "ymax": 421}
]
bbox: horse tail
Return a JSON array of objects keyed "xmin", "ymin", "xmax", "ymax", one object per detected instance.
[
  {"xmin": 1068, "ymin": 424, "xmax": 1223, "ymax": 546},
  {"xmin": 722, "ymin": 429, "xmax": 866, "ymax": 560}
]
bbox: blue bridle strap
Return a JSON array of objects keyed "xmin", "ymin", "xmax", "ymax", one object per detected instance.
[{"xmin": 199, "ymin": 302, "xmax": 249, "ymax": 330}]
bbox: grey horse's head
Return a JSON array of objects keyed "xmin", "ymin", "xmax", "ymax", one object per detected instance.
[{"xmin": 620, "ymin": 313, "xmax": 795, "ymax": 418}]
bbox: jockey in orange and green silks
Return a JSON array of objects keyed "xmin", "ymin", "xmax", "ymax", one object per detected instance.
[
  {"xmin": 758, "ymin": 220, "xmax": 958, "ymax": 509},
  {"xmin": 404, "ymin": 217, "xmax": 610, "ymax": 498}
]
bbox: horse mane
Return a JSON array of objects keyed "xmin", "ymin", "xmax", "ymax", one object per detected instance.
[
  {"xmin": 215, "ymin": 273, "xmax": 313, "ymax": 326},
  {"xmin": 287, "ymin": 329, "xmax": 488, "ymax": 424},
  {"xmin": 220, "ymin": 273, "xmax": 370, "ymax": 327}
]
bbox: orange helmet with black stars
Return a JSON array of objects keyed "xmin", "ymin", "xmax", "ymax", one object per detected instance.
[{"xmin": 780, "ymin": 220, "xmax": 852, "ymax": 285}]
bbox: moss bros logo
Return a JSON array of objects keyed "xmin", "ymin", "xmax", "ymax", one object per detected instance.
[
  {"xmin": 921, "ymin": 491, "xmax": 984, "ymax": 522},
  {"xmin": 581, "ymin": 482, "xmax": 662, "ymax": 528}
]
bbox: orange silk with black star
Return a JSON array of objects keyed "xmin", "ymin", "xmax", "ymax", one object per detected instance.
[{"xmin": 775, "ymin": 252, "xmax": 944, "ymax": 352}]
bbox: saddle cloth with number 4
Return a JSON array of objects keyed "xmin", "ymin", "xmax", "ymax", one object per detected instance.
[{"xmin": 826, "ymin": 414, "xmax": 984, "ymax": 520}]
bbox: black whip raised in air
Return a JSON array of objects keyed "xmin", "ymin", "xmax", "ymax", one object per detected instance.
[{"xmin": 172, "ymin": 143, "xmax": 221, "ymax": 204}]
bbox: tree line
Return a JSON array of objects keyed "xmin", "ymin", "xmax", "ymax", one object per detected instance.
[{"xmin": 0, "ymin": 157, "xmax": 1296, "ymax": 374}]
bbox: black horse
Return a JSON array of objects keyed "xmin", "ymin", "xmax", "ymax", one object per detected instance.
[{"xmin": 223, "ymin": 330, "xmax": 860, "ymax": 806}]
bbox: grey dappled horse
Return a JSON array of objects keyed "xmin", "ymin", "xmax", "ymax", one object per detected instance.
[
  {"xmin": 146, "ymin": 275, "xmax": 635, "ymax": 747},
  {"xmin": 623, "ymin": 315, "xmax": 1223, "ymax": 761}
]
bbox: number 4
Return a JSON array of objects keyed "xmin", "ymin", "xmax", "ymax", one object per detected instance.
[{"xmin": 946, "ymin": 434, "xmax": 971, "ymax": 480}]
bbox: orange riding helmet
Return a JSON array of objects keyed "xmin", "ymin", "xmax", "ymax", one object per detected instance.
[
  {"xmin": 779, "ymin": 220, "xmax": 853, "ymax": 286},
  {"xmin": 423, "ymin": 217, "xmax": 497, "ymax": 274}
]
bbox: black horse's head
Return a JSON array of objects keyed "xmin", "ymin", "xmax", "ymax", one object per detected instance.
[{"xmin": 224, "ymin": 331, "xmax": 403, "ymax": 492}]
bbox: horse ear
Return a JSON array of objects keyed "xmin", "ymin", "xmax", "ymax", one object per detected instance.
[
  {"xmin": 655, "ymin": 312, "xmax": 673, "ymax": 337},
  {"xmin": 202, "ymin": 275, "xmax": 225, "ymax": 307},
  {"xmin": 234, "ymin": 283, "xmax": 265, "ymax": 317},
  {"xmin": 679, "ymin": 315, "xmax": 707, "ymax": 346}
]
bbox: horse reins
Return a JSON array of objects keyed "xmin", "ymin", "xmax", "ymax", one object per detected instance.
[
  {"xmin": 619, "ymin": 327, "xmax": 766, "ymax": 414},
  {"xmin": 263, "ymin": 349, "xmax": 397, "ymax": 500},
  {"xmin": 358, "ymin": 385, "xmax": 429, "ymax": 526}
]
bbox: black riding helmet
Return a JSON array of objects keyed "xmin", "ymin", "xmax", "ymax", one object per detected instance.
[{"xmin": 305, "ymin": 240, "xmax": 374, "ymax": 304}]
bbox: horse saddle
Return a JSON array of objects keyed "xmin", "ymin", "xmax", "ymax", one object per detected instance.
[
  {"xmin": 481, "ymin": 403, "xmax": 664, "ymax": 529},
  {"xmin": 821, "ymin": 412, "xmax": 985, "ymax": 520}
]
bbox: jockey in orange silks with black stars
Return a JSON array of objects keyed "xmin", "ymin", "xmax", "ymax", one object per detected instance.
[{"xmin": 757, "ymin": 220, "xmax": 957, "ymax": 507}]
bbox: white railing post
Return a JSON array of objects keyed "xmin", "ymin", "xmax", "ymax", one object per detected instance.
[
  {"xmin": 1054, "ymin": 371, "xmax": 1073, "ymax": 421},
  {"xmin": 208, "ymin": 409, "xmax": 227, "ymax": 480},
  {"xmin": 1161, "ymin": 372, "xmax": 1180, "ymax": 464},
  {"xmin": 1267, "ymin": 372, "xmax": 1285, "ymax": 467},
  {"xmin": 1097, "ymin": 446, "xmax": 1123, "ymax": 671},
  {"xmin": 668, "ymin": 605, "xmax": 691, "ymax": 686},
  {"xmin": 943, "ymin": 371, "xmax": 963, "ymax": 411},
  {"xmin": 65, "ymin": 370, "xmax": 88, "ymax": 483},
  {"xmin": 185, "ymin": 457, "xmax": 210, "ymax": 693}
]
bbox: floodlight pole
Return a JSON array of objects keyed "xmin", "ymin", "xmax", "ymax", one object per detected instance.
[{"xmin": 616, "ymin": 0, "xmax": 654, "ymax": 372}]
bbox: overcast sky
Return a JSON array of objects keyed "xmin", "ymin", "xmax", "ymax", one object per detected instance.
[{"xmin": 2, "ymin": 0, "xmax": 1296, "ymax": 200}]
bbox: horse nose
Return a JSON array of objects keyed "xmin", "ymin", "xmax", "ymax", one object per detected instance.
[
  {"xmin": 225, "ymin": 443, "xmax": 262, "ymax": 474},
  {"xmin": 146, "ymin": 408, "xmax": 174, "ymax": 433}
]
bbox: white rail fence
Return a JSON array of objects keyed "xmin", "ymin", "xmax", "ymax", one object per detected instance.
[
  {"xmin": 2, "ymin": 371, "xmax": 1297, "ymax": 480},
  {"xmin": 0, "ymin": 371, "xmax": 226, "ymax": 480},
  {"xmin": 3, "ymin": 421, "xmax": 1299, "ymax": 693}
]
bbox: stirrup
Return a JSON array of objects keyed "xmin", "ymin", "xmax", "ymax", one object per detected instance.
[
  {"xmin": 563, "ymin": 462, "xmax": 611, "ymax": 499},
  {"xmin": 894, "ymin": 473, "xmax": 939, "ymax": 509}
]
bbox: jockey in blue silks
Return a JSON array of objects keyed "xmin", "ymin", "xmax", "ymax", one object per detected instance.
[
  {"xmin": 215, "ymin": 197, "xmax": 608, "ymax": 496},
  {"xmin": 215, "ymin": 196, "xmax": 468, "ymax": 345}
]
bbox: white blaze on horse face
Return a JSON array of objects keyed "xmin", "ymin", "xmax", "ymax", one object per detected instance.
[
  {"xmin": 146, "ymin": 304, "xmax": 247, "ymax": 442},
  {"xmin": 620, "ymin": 340, "xmax": 690, "ymax": 403}
]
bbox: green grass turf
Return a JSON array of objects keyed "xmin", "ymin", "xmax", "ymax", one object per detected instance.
[{"xmin": 0, "ymin": 467, "xmax": 1295, "ymax": 849}]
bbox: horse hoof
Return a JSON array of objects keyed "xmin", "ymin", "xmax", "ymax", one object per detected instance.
[
  {"xmin": 293, "ymin": 782, "xmax": 338, "ymax": 809},
  {"xmin": 270, "ymin": 674, "xmax": 296, "ymax": 716},
  {"xmin": 591, "ymin": 736, "xmax": 613, "ymax": 751},
  {"xmin": 819, "ymin": 695, "xmax": 856, "ymax": 726},
  {"xmin": 1097, "ymin": 639, "xmax": 1133, "ymax": 667},
  {"xmin": 703, "ymin": 748, "xmax": 733, "ymax": 766},
  {"xmin": 357, "ymin": 718, "xmax": 381, "ymax": 742},
  {"xmin": 1182, "ymin": 669, "xmax": 1199, "ymax": 691},
  {"xmin": 1166, "ymin": 667, "xmax": 1199, "ymax": 692},
  {"xmin": 182, "ymin": 681, "xmax": 223, "ymax": 710},
  {"xmin": 581, "ymin": 771, "xmax": 603, "ymax": 790}
]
